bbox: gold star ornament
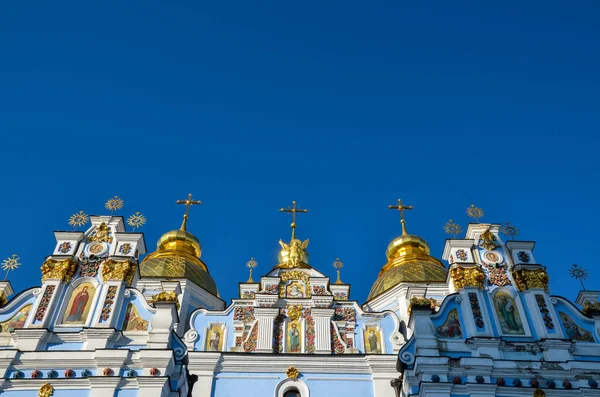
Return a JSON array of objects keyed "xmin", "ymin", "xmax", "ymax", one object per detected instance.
[
  {"xmin": 466, "ymin": 204, "xmax": 484, "ymax": 223},
  {"xmin": 105, "ymin": 196, "xmax": 124, "ymax": 214},
  {"xmin": 68, "ymin": 210, "xmax": 89, "ymax": 230},
  {"xmin": 127, "ymin": 212, "xmax": 147, "ymax": 231},
  {"xmin": 443, "ymin": 219, "xmax": 462, "ymax": 238},
  {"xmin": 2, "ymin": 254, "xmax": 21, "ymax": 280}
]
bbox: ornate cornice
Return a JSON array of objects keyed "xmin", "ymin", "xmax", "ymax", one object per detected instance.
[
  {"xmin": 449, "ymin": 264, "xmax": 485, "ymax": 290},
  {"xmin": 512, "ymin": 266, "xmax": 549, "ymax": 292}
]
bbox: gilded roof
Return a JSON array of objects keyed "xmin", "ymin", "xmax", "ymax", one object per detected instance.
[
  {"xmin": 367, "ymin": 259, "xmax": 447, "ymax": 300},
  {"xmin": 139, "ymin": 229, "xmax": 219, "ymax": 296}
]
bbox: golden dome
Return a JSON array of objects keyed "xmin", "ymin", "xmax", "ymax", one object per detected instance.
[
  {"xmin": 139, "ymin": 228, "xmax": 218, "ymax": 296},
  {"xmin": 367, "ymin": 222, "xmax": 446, "ymax": 300}
]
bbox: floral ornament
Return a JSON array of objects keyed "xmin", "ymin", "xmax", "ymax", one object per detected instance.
[
  {"xmin": 530, "ymin": 379, "xmax": 540, "ymax": 388},
  {"xmin": 475, "ymin": 376, "xmax": 484, "ymax": 384},
  {"xmin": 286, "ymin": 366, "xmax": 300, "ymax": 379},
  {"xmin": 69, "ymin": 210, "xmax": 89, "ymax": 230},
  {"xmin": 466, "ymin": 204, "xmax": 484, "ymax": 223},
  {"xmin": 31, "ymin": 369, "xmax": 42, "ymax": 378},
  {"xmin": 64, "ymin": 369, "xmax": 75, "ymax": 378},
  {"xmin": 546, "ymin": 380, "xmax": 556, "ymax": 389},
  {"xmin": 12, "ymin": 371, "xmax": 24, "ymax": 379},
  {"xmin": 569, "ymin": 264, "xmax": 588, "ymax": 290},
  {"xmin": 496, "ymin": 377, "xmax": 505, "ymax": 386},
  {"xmin": 431, "ymin": 374, "xmax": 440, "ymax": 383},
  {"xmin": 2, "ymin": 254, "xmax": 21, "ymax": 280},
  {"xmin": 149, "ymin": 367, "xmax": 160, "ymax": 376},
  {"xmin": 57, "ymin": 242, "xmax": 72, "ymax": 254},
  {"xmin": 103, "ymin": 367, "xmax": 114, "ymax": 376},
  {"xmin": 443, "ymin": 219, "xmax": 462, "ymax": 238},
  {"xmin": 46, "ymin": 370, "xmax": 58, "ymax": 379},
  {"xmin": 127, "ymin": 212, "xmax": 146, "ymax": 231},
  {"xmin": 501, "ymin": 222, "xmax": 519, "ymax": 240},
  {"xmin": 126, "ymin": 369, "xmax": 137, "ymax": 377},
  {"xmin": 38, "ymin": 383, "xmax": 54, "ymax": 397},
  {"xmin": 562, "ymin": 380, "xmax": 572, "ymax": 389},
  {"xmin": 517, "ymin": 251, "xmax": 531, "ymax": 263},
  {"xmin": 105, "ymin": 196, "xmax": 124, "ymax": 215},
  {"xmin": 512, "ymin": 379, "xmax": 522, "ymax": 387},
  {"xmin": 81, "ymin": 369, "xmax": 92, "ymax": 378},
  {"xmin": 119, "ymin": 243, "xmax": 133, "ymax": 255},
  {"xmin": 455, "ymin": 249, "xmax": 468, "ymax": 262},
  {"xmin": 589, "ymin": 379, "xmax": 598, "ymax": 389}
]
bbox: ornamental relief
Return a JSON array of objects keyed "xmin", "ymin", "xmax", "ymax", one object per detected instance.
[
  {"xmin": 450, "ymin": 266, "xmax": 485, "ymax": 290},
  {"xmin": 512, "ymin": 268, "xmax": 549, "ymax": 292},
  {"xmin": 101, "ymin": 259, "xmax": 136, "ymax": 286},
  {"xmin": 41, "ymin": 259, "xmax": 78, "ymax": 282}
]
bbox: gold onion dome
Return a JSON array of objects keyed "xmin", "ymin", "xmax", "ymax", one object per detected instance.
[
  {"xmin": 367, "ymin": 201, "xmax": 447, "ymax": 300},
  {"xmin": 139, "ymin": 194, "xmax": 218, "ymax": 296}
]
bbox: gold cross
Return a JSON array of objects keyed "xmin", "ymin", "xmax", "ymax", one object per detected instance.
[
  {"xmin": 389, "ymin": 199, "xmax": 412, "ymax": 235},
  {"xmin": 176, "ymin": 193, "xmax": 202, "ymax": 231},
  {"xmin": 279, "ymin": 200, "xmax": 308, "ymax": 240}
]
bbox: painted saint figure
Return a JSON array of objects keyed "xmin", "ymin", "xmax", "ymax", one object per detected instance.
[
  {"xmin": 286, "ymin": 282, "xmax": 305, "ymax": 298},
  {"xmin": 436, "ymin": 309, "xmax": 462, "ymax": 338},
  {"xmin": 498, "ymin": 295, "xmax": 518, "ymax": 331},
  {"xmin": 209, "ymin": 328, "xmax": 221, "ymax": 351},
  {"xmin": 66, "ymin": 286, "xmax": 90, "ymax": 323},
  {"xmin": 368, "ymin": 329, "xmax": 380, "ymax": 353},
  {"xmin": 289, "ymin": 323, "xmax": 300, "ymax": 352}
]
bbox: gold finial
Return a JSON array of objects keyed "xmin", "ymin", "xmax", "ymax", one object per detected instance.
[
  {"xmin": 2, "ymin": 254, "xmax": 21, "ymax": 281},
  {"xmin": 466, "ymin": 204, "xmax": 484, "ymax": 223},
  {"xmin": 38, "ymin": 383, "xmax": 54, "ymax": 397},
  {"xmin": 388, "ymin": 199, "xmax": 413, "ymax": 235},
  {"xmin": 105, "ymin": 196, "xmax": 124, "ymax": 215},
  {"xmin": 279, "ymin": 200, "xmax": 308, "ymax": 240},
  {"xmin": 569, "ymin": 264, "xmax": 588, "ymax": 290},
  {"xmin": 443, "ymin": 219, "xmax": 462, "ymax": 238},
  {"xmin": 246, "ymin": 257, "xmax": 257, "ymax": 282},
  {"xmin": 127, "ymin": 212, "xmax": 147, "ymax": 231},
  {"xmin": 333, "ymin": 258, "xmax": 344, "ymax": 284},
  {"xmin": 176, "ymin": 193, "xmax": 202, "ymax": 231},
  {"xmin": 501, "ymin": 222, "xmax": 519, "ymax": 240},
  {"xmin": 286, "ymin": 366, "xmax": 300, "ymax": 379},
  {"xmin": 68, "ymin": 210, "xmax": 89, "ymax": 230}
]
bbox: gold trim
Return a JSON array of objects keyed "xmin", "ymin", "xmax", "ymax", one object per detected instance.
[
  {"xmin": 533, "ymin": 389, "xmax": 545, "ymax": 397},
  {"xmin": 41, "ymin": 259, "xmax": 77, "ymax": 282},
  {"xmin": 87, "ymin": 222, "xmax": 113, "ymax": 243},
  {"xmin": 152, "ymin": 291, "xmax": 180, "ymax": 309},
  {"xmin": 38, "ymin": 383, "xmax": 53, "ymax": 397},
  {"xmin": 450, "ymin": 266, "xmax": 485, "ymax": 290},
  {"xmin": 286, "ymin": 366, "xmax": 300, "ymax": 379},
  {"xmin": 101, "ymin": 259, "xmax": 136, "ymax": 286},
  {"xmin": 512, "ymin": 268, "xmax": 549, "ymax": 292},
  {"xmin": 287, "ymin": 305, "xmax": 303, "ymax": 322},
  {"xmin": 279, "ymin": 271, "xmax": 312, "ymax": 298}
]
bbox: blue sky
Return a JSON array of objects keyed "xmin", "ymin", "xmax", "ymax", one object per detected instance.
[{"xmin": 1, "ymin": 1, "xmax": 598, "ymax": 304}]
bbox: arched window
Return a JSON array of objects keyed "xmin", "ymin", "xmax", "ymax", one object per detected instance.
[{"xmin": 283, "ymin": 390, "xmax": 300, "ymax": 397}]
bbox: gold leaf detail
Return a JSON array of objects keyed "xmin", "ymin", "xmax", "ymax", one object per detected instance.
[
  {"xmin": 41, "ymin": 259, "xmax": 77, "ymax": 282},
  {"xmin": 450, "ymin": 266, "xmax": 485, "ymax": 290},
  {"xmin": 101, "ymin": 260, "xmax": 136, "ymax": 286},
  {"xmin": 286, "ymin": 366, "xmax": 300, "ymax": 379},
  {"xmin": 87, "ymin": 222, "xmax": 113, "ymax": 244},
  {"xmin": 512, "ymin": 268, "xmax": 549, "ymax": 292},
  {"xmin": 38, "ymin": 383, "xmax": 54, "ymax": 397}
]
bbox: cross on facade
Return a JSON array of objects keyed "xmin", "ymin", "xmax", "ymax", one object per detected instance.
[
  {"xmin": 388, "ymin": 198, "xmax": 413, "ymax": 235},
  {"xmin": 176, "ymin": 193, "xmax": 202, "ymax": 231},
  {"xmin": 279, "ymin": 200, "xmax": 308, "ymax": 240}
]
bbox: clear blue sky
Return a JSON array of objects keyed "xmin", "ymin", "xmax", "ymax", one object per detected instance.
[{"xmin": 1, "ymin": 1, "xmax": 598, "ymax": 304}]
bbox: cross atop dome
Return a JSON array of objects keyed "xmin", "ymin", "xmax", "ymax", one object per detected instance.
[
  {"xmin": 176, "ymin": 193, "xmax": 202, "ymax": 231},
  {"xmin": 388, "ymin": 198, "xmax": 413, "ymax": 236}
]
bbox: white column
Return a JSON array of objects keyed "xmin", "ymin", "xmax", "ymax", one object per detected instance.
[
  {"xmin": 255, "ymin": 307, "xmax": 279, "ymax": 353},
  {"xmin": 148, "ymin": 302, "xmax": 179, "ymax": 349},
  {"xmin": 312, "ymin": 308, "xmax": 334, "ymax": 354}
]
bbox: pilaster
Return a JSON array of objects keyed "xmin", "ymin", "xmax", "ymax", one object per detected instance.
[
  {"xmin": 254, "ymin": 307, "xmax": 279, "ymax": 352},
  {"xmin": 148, "ymin": 302, "xmax": 178, "ymax": 349},
  {"xmin": 312, "ymin": 308, "xmax": 334, "ymax": 353}
]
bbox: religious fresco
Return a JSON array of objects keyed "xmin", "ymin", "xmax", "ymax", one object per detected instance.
[
  {"xmin": 286, "ymin": 281, "xmax": 306, "ymax": 298},
  {"xmin": 62, "ymin": 283, "xmax": 96, "ymax": 325},
  {"xmin": 286, "ymin": 321, "xmax": 303, "ymax": 353},
  {"xmin": 436, "ymin": 309, "xmax": 462, "ymax": 338},
  {"xmin": 494, "ymin": 292, "xmax": 525, "ymax": 335},
  {"xmin": 122, "ymin": 303, "xmax": 149, "ymax": 331},
  {"xmin": 205, "ymin": 324, "xmax": 225, "ymax": 351},
  {"xmin": 0, "ymin": 304, "xmax": 32, "ymax": 332},
  {"xmin": 364, "ymin": 327, "xmax": 383, "ymax": 353},
  {"xmin": 560, "ymin": 312, "xmax": 594, "ymax": 342}
]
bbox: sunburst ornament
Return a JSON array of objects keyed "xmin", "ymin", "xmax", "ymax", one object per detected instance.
[
  {"xmin": 501, "ymin": 222, "xmax": 519, "ymax": 240},
  {"xmin": 127, "ymin": 212, "xmax": 146, "ymax": 231},
  {"xmin": 569, "ymin": 264, "xmax": 588, "ymax": 290},
  {"xmin": 68, "ymin": 210, "xmax": 89, "ymax": 230},
  {"xmin": 246, "ymin": 257, "xmax": 258, "ymax": 282},
  {"xmin": 2, "ymin": 254, "xmax": 21, "ymax": 280},
  {"xmin": 333, "ymin": 257, "xmax": 344, "ymax": 284},
  {"xmin": 466, "ymin": 204, "xmax": 484, "ymax": 223},
  {"xmin": 105, "ymin": 196, "xmax": 124, "ymax": 215},
  {"xmin": 443, "ymin": 219, "xmax": 462, "ymax": 238}
]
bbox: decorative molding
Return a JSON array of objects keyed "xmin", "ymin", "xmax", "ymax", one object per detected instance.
[
  {"xmin": 101, "ymin": 260, "xmax": 136, "ymax": 286},
  {"xmin": 450, "ymin": 265, "xmax": 485, "ymax": 290},
  {"xmin": 40, "ymin": 259, "xmax": 77, "ymax": 282},
  {"xmin": 512, "ymin": 266, "xmax": 549, "ymax": 292}
]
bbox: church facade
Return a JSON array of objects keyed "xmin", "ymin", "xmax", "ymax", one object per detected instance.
[{"xmin": 0, "ymin": 197, "xmax": 598, "ymax": 397}]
